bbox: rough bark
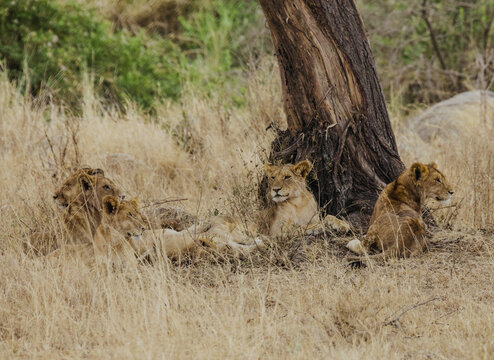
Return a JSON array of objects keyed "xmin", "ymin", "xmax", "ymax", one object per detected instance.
[{"xmin": 259, "ymin": 0, "xmax": 405, "ymax": 229}]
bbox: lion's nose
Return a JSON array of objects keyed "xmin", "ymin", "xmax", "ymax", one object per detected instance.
[
  {"xmin": 53, "ymin": 194, "xmax": 58, "ymax": 199},
  {"xmin": 273, "ymin": 187, "xmax": 281, "ymax": 193},
  {"xmin": 449, "ymin": 191, "xmax": 454, "ymax": 195}
]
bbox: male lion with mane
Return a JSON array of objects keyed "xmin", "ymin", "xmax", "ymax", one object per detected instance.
[{"xmin": 346, "ymin": 162, "xmax": 454, "ymax": 262}]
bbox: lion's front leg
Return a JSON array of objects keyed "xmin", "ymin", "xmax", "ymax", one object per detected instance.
[
  {"xmin": 346, "ymin": 238, "xmax": 366, "ymax": 255},
  {"xmin": 346, "ymin": 234, "xmax": 375, "ymax": 255},
  {"xmin": 301, "ymin": 222, "xmax": 326, "ymax": 236},
  {"xmin": 302, "ymin": 215, "xmax": 351, "ymax": 237},
  {"xmin": 321, "ymin": 215, "xmax": 351, "ymax": 234}
]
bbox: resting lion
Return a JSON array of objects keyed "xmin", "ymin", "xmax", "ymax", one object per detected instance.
[
  {"xmin": 49, "ymin": 195, "xmax": 146, "ymax": 268},
  {"xmin": 93, "ymin": 195, "xmax": 147, "ymax": 267},
  {"xmin": 53, "ymin": 168, "xmax": 122, "ymax": 244},
  {"xmin": 263, "ymin": 160, "xmax": 351, "ymax": 236},
  {"xmin": 346, "ymin": 162, "xmax": 454, "ymax": 261},
  {"xmin": 133, "ymin": 216, "xmax": 262, "ymax": 260},
  {"xmin": 135, "ymin": 160, "xmax": 350, "ymax": 259}
]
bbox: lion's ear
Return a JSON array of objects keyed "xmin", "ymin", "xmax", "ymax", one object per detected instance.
[
  {"xmin": 102, "ymin": 195, "xmax": 119, "ymax": 215},
  {"xmin": 291, "ymin": 160, "xmax": 313, "ymax": 178},
  {"xmin": 79, "ymin": 174, "xmax": 95, "ymax": 191},
  {"xmin": 428, "ymin": 162, "xmax": 438, "ymax": 170},
  {"xmin": 83, "ymin": 167, "xmax": 105, "ymax": 176},
  {"xmin": 264, "ymin": 164, "xmax": 274, "ymax": 176},
  {"xmin": 411, "ymin": 162, "xmax": 429, "ymax": 182}
]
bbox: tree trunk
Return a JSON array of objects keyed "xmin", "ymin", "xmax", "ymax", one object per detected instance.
[{"xmin": 259, "ymin": 0, "xmax": 405, "ymax": 230}]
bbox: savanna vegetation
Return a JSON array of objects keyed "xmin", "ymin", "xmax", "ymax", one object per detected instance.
[{"xmin": 1, "ymin": 0, "xmax": 493, "ymax": 358}]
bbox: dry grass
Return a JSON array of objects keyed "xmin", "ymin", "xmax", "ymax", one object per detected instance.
[{"xmin": 1, "ymin": 58, "xmax": 494, "ymax": 358}]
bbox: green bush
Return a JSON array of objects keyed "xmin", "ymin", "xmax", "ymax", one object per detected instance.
[
  {"xmin": 0, "ymin": 0, "xmax": 182, "ymax": 110},
  {"xmin": 176, "ymin": 0, "xmax": 266, "ymax": 106},
  {"xmin": 358, "ymin": 0, "xmax": 494, "ymax": 105}
]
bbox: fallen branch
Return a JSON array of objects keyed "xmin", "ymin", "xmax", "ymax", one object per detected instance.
[
  {"xmin": 384, "ymin": 297, "xmax": 440, "ymax": 328},
  {"xmin": 142, "ymin": 198, "xmax": 188, "ymax": 208}
]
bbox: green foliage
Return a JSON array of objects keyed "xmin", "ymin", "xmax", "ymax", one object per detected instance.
[
  {"xmin": 9, "ymin": 0, "xmax": 493, "ymax": 111},
  {"xmin": 0, "ymin": 0, "xmax": 265, "ymax": 110},
  {"xmin": 358, "ymin": 0, "xmax": 494, "ymax": 104},
  {"xmin": 0, "ymin": 0, "xmax": 182, "ymax": 110},
  {"xmin": 176, "ymin": 0, "xmax": 265, "ymax": 106}
]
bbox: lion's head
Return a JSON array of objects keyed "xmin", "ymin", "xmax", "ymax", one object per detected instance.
[
  {"xmin": 265, "ymin": 160, "xmax": 313, "ymax": 204},
  {"xmin": 410, "ymin": 162, "xmax": 454, "ymax": 205},
  {"xmin": 101, "ymin": 195, "xmax": 146, "ymax": 243},
  {"xmin": 53, "ymin": 168, "xmax": 122, "ymax": 211}
]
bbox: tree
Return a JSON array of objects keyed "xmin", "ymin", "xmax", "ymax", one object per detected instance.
[{"xmin": 259, "ymin": 0, "xmax": 406, "ymax": 229}]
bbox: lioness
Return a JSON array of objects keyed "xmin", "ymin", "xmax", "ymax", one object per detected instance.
[
  {"xmin": 93, "ymin": 195, "xmax": 147, "ymax": 267},
  {"xmin": 53, "ymin": 168, "xmax": 122, "ymax": 244},
  {"xmin": 49, "ymin": 195, "xmax": 146, "ymax": 268},
  {"xmin": 264, "ymin": 160, "xmax": 350, "ymax": 236},
  {"xmin": 136, "ymin": 160, "xmax": 350, "ymax": 259},
  {"xmin": 135, "ymin": 216, "xmax": 263, "ymax": 260},
  {"xmin": 346, "ymin": 162, "xmax": 454, "ymax": 261}
]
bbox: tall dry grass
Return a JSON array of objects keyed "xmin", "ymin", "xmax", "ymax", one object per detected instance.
[{"xmin": 1, "ymin": 59, "xmax": 494, "ymax": 358}]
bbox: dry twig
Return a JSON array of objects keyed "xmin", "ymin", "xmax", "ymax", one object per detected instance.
[{"xmin": 384, "ymin": 297, "xmax": 440, "ymax": 328}]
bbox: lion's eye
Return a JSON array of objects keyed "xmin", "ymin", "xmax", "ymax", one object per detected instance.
[
  {"xmin": 284, "ymin": 175, "xmax": 291, "ymax": 180},
  {"xmin": 436, "ymin": 178, "xmax": 442, "ymax": 183},
  {"xmin": 103, "ymin": 185, "xmax": 111, "ymax": 190}
]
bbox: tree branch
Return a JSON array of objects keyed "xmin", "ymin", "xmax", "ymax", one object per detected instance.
[{"xmin": 421, "ymin": 0, "xmax": 447, "ymax": 70}]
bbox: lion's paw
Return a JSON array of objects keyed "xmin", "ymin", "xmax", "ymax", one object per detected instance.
[
  {"xmin": 346, "ymin": 238, "xmax": 365, "ymax": 255},
  {"xmin": 304, "ymin": 224, "xmax": 325, "ymax": 236},
  {"xmin": 323, "ymin": 215, "xmax": 351, "ymax": 234}
]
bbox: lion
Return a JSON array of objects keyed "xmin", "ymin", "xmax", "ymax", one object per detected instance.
[
  {"xmin": 136, "ymin": 160, "xmax": 349, "ymax": 259},
  {"xmin": 263, "ymin": 160, "xmax": 351, "ymax": 236},
  {"xmin": 53, "ymin": 168, "xmax": 122, "ymax": 244},
  {"xmin": 93, "ymin": 195, "xmax": 147, "ymax": 267},
  {"xmin": 346, "ymin": 162, "xmax": 454, "ymax": 261},
  {"xmin": 48, "ymin": 195, "xmax": 146, "ymax": 268},
  {"xmin": 135, "ymin": 216, "xmax": 263, "ymax": 260}
]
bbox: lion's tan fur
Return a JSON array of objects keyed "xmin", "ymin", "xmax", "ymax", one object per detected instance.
[
  {"xmin": 346, "ymin": 162, "xmax": 454, "ymax": 261},
  {"xmin": 53, "ymin": 168, "xmax": 122, "ymax": 244},
  {"xmin": 144, "ymin": 161, "xmax": 350, "ymax": 259},
  {"xmin": 93, "ymin": 195, "xmax": 146, "ymax": 266},
  {"xmin": 263, "ymin": 160, "xmax": 350, "ymax": 236},
  {"xmin": 49, "ymin": 196, "xmax": 146, "ymax": 267},
  {"xmin": 139, "ymin": 216, "xmax": 261, "ymax": 259},
  {"xmin": 139, "ymin": 160, "xmax": 349, "ymax": 259}
]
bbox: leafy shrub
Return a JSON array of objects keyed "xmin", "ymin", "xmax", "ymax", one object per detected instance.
[
  {"xmin": 0, "ymin": 0, "xmax": 182, "ymax": 110},
  {"xmin": 175, "ymin": 0, "xmax": 269, "ymax": 106},
  {"xmin": 358, "ymin": 0, "xmax": 494, "ymax": 105}
]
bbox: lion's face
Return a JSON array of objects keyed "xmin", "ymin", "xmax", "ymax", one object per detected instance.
[
  {"xmin": 53, "ymin": 168, "xmax": 122, "ymax": 210},
  {"xmin": 265, "ymin": 160, "xmax": 313, "ymax": 203},
  {"xmin": 411, "ymin": 162, "xmax": 454, "ymax": 205},
  {"xmin": 101, "ymin": 195, "xmax": 146, "ymax": 242}
]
